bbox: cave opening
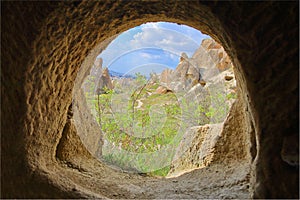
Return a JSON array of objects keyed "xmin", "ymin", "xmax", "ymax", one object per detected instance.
[
  {"xmin": 73, "ymin": 22, "xmax": 241, "ymax": 178},
  {"xmin": 3, "ymin": 1, "xmax": 298, "ymax": 198}
]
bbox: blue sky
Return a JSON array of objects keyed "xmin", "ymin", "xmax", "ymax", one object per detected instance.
[{"xmin": 97, "ymin": 22, "xmax": 210, "ymax": 76}]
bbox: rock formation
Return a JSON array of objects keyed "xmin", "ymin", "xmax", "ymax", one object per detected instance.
[
  {"xmin": 96, "ymin": 67, "xmax": 114, "ymax": 94},
  {"xmin": 156, "ymin": 39, "xmax": 237, "ymax": 130},
  {"xmin": 167, "ymin": 123, "xmax": 223, "ymax": 178},
  {"xmin": 160, "ymin": 53, "xmax": 202, "ymax": 91},
  {"xmin": 192, "ymin": 38, "xmax": 233, "ymax": 75},
  {"xmin": 154, "ymin": 85, "xmax": 172, "ymax": 94},
  {"xmin": 159, "ymin": 38, "xmax": 234, "ymax": 92},
  {"xmin": 168, "ymin": 93, "xmax": 252, "ymax": 177}
]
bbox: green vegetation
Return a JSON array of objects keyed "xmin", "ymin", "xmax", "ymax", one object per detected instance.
[
  {"xmin": 84, "ymin": 73, "xmax": 236, "ymax": 177},
  {"xmin": 91, "ymin": 74, "xmax": 182, "ymax": 176}
]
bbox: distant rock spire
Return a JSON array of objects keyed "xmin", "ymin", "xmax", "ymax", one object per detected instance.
[
  {"xmin": 180, "ymin": 52, "xmax": 188, "ymax": 62},
  {"xmin": 96, "ymin": 67, "xmax": 114, "ymax": 94},
  {"xmin": 94, "ymin": 57, "xmax": 103, "ymax": 69}
]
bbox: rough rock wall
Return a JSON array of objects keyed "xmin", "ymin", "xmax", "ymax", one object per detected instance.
[
  {"xmin": 1, "ymin": 1, "xmax": 298, "ymax": 199},
  {"xmin": 72, "ymin": 36, "xmax": 117, "ymax": 159},
  {"xmin": 168, "ymin": 123, "xmax": 224, "ymax": 177},
  {"xmin": 211, "ymin": 2, "xmax": 299, "ymax": 198},
  {"xmin": 212, "ymin": 96, "xmax": 253, "ymax": 164},
  {"xmin": 1, "ymin": 2, "xmax": 80, "ymax": 198},
  {"xmin": 168, "ymin": 94, "xmax": 252, "ymax": 178}
]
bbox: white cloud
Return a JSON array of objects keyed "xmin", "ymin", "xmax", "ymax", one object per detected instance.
[
  {"xmin": 139, "ymin": 52, "xmax": 161, "ymax": 59},
  {"xmin": 129, "ymin": 23, "xmax": 200, "ymax": 57},
  {"xmin": 98, "ymin": 22, "xmax": 210, "ymax": 74}
]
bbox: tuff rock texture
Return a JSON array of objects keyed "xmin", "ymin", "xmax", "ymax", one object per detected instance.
[
  {"xmin": 160, "ymin": 38, "xmax": 233, "ymax": 91},
  {"xmin": 168, "ymin": 92, "xmax": 251, "ymax": 178},
  {"xmin": 195, "ymin": 38, "xmax": 232, "ymax": 72},
  {"xmin": 1, "ymin": 1, "xmax": 299, "ymax": 199},
  {"xmin": 167, "ymin": 123, "xmax": 224, "ymax": 178}
]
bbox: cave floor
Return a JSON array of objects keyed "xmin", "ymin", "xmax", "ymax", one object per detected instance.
[{"xmin": 56, "ymin": 159, "xmax": 251, "ymax": 199}]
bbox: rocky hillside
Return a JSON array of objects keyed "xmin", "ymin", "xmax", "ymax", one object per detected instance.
[
  {"xmin": 157, "ymin": 38, "xmax": 236, "ymax": 127},
  {"xmin": 164, "ymin": 39, "xmax": 238, "ymax": 177},
  {"xmin": 159, "ymin": 38, "xmax": 234, "ymax": 92}
]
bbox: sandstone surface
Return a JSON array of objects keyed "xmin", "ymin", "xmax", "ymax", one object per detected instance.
[{"xmin": 167, "ymin": 123, "xmax": 223, "ymax": 178}]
